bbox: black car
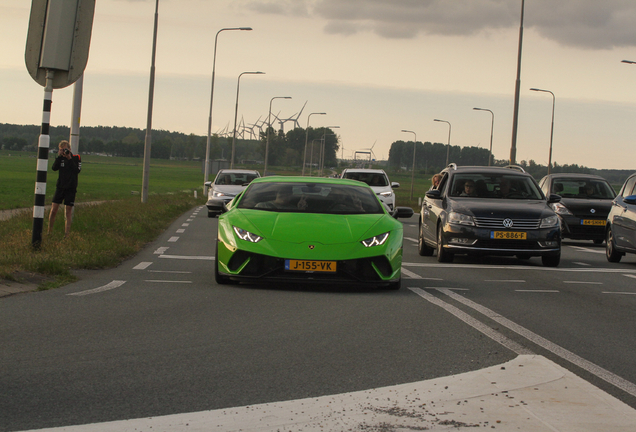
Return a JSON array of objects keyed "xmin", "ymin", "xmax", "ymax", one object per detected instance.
[
  {"xmin": 419, "ymin": 164, "xmax": 562, "ymax": 266},
  {"xmin": 538, "ymin": 173, "xmax": 616, "ymax": 244},
  {"xmin": 606, "ymin": 172, "xmax": 636, "ymax": 262}
]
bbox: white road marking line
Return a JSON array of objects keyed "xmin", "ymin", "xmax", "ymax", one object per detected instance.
[
  {"xmin": 563, "ymin": 281, "xmax": 603, "ymax": 285},
  {"xmin": 573, "ymin": 262, "xmax": 592, "ymax": 266},
  {"xmin": 168, "ymin": 236, "xmax": 179, "ymax": 242},
  {"xmin": 145, "ymin": 280, "xmax": 192, "ymax": 283},
  {"xmin": 402, "ymin": 262, "xmax": 636, "ymax": 273},
  {"xmin": 485, "ymin": 279, "xmax": 525, "ymax": 283},
  {"xmin": 409, "ymin": 288, "xmax": 532, "ymax": 355},
  {"xmin": 624, "ymin": 274, "xmax": 636, "ymax": 280},
  {"xmin": 401, "ymin": 268, "xmax": 422, "ymax": 279},
  {"xmin": 436, "ymin": 287, "xmax": 636, "ymax": 398},
  {"xmin": 182, "ymin": 223, "xmax": 189, "ymax": 227},
  {"xmin": 176, "ymin": 229, "xmax": 185, "ymax": 233},
  {"xmin": 133, "ymin": 262, "xmax": 153, "ymax": 270},
  {"xmin": 187, "ymin": 219, "xmax": 193, "ymax": 222},
  {"xmin": 568, "ymin": 246, "xmax": 605, "ymax": 254},
  {"xmin": 68, "ymin": 280, "xmax": 126, "ymax": 296},
  {"xmin": 404, "ymin": 237, "xmax": 418, "ymax": 243},
  {"xmin": 154, "ymin": 247, "xmax": 169, "ymax": 255},
  {"xmin": 603, "ymin": 292, "xmax": 636, "ymax": 295},
  {"xmin": 158, "ymin": 254, "xmax": 215, "ymax": 260},
  {"xmin": 516, "ymin": 290, "xmax": 559, "ymax": 293},
  {"xmin": 425, "ymin": 287, "xmax": 469, "ymax": 291},
  {"xmin": 148, "ymin": 270, "xmax": 192, "ymax": 274}
]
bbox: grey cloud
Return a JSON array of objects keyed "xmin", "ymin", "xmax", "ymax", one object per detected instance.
[{"xmin": 242, "ymin": 0, "xmax": 636, "ymax": 49}]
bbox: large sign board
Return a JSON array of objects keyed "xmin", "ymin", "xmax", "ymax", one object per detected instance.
[{"xmin": 25, "ymin": 0, "xmax": 95, "ymax": 89}]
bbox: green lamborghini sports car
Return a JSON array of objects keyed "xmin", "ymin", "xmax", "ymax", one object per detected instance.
[{"xmin": 215, "ymin": 176, "xmax": 413, "ymax": 290}]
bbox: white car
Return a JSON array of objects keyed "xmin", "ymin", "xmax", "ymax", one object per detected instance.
[
  {"xmin": 340, "ymin": 168, "xmax": 399, "ymax": 211},
  {"xmin": 204, "ymin": 169, "xmax": 260, "ymax": 217}
]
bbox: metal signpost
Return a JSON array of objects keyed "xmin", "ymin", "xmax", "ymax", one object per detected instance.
[{"xmin": 25, "ymin": 0, "xmax": 95, "ymax": 247}]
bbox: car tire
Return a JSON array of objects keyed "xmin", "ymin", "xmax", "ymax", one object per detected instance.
[
  {"xmin": 436, "ymin": 224, "xmax": 454, "ymax": 263},
  {"xmin": 215, "ymin": 240, "xmax": 236, "ymax": 285},
  {"xmin": 418, "ymin": 222, "xmax": 434, "ymax": 256},
  {"xmin": 541, "ymin": 253, "xmax": 560, "ymax": 267},
  {"xmin": 385, "ymin": 277, "xmax": 401, "ymax": 290},
  {"xmin": 606, "ymin": 227, "xmax": 623, "ymax": 263}
]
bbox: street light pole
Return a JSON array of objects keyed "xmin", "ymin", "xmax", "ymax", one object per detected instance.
[
  {"xmin": 302, "ymin": 112, "xmax": 326, "ymax": 176},
  {"xmin": 264, "ymin": 96, "xmax": 291, "ymax": 176},
  {"xmin": 434, "ymin": 119, "xmax": 452, "ymax": 166},
  {"xmin": 473, "ymin": 107, "xmax": 494, "ymax": 166},
  {"xmin": 231, "ymin": 71, "xmax": 265, "ymax": 168},
  {"xmin": 204, "ymin": 27, "xmax": 252, "ymax": 190},
  {"xmin": 530, "ymin": 88, "xmax": 555, "ymax": 174},
  {"xmin": 510, "ymin": 0, "xmax": 525, "ymax": 165},
  {"xmin": 141, "ymin": 0, "xmax": 159, "ymax": 204},
  {"xmin": 401, "ymin": 129, "xmax": 417, "ymax": 200}
]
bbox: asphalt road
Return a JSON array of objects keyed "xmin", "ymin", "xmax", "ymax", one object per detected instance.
[{"xmin": 2, "ymin": 206, "xmax": 636, "ymax": 431}]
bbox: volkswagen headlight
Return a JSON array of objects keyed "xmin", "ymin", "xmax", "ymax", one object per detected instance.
[
  {"xmin": 361, "ymin": 232, "xmax": 389, "ymax": 247},
  {"xmin": 233, "ymin": 226, "xmax": 263, "ymax": 243},
  {"xmin": 540, "ymin": 215, "xmax": 559, "ymax": 228},
  {"xmin": 448, "ymin": 211, "xmax": 475, "ymax": 226}
]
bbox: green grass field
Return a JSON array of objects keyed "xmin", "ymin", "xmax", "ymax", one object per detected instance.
[{"xmin": 0, "ymin": 151, "xmax": 207, "ymax": 210}]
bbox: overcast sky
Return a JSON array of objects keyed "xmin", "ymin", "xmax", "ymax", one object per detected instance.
[{"xmin": 2, "ymin": 0, "xmax": 636, "ymax": 169}]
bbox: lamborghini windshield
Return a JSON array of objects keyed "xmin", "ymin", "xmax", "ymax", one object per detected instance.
[{"xmin": 238, "ymin": 182, "xmax": 384, "ymax": 214}]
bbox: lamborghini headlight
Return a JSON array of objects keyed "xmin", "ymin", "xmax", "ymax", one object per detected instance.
[
  {"xmin": 233, "ymin": 226, "xmax": 263, "ymax": 243},
  {"xmin": 361, "ymin": 232, "xmax": 390, "ymax": 247}
]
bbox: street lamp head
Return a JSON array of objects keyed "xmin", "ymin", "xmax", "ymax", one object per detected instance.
[
  {"xmin": 622, "ymin": 60, "xmax": 636, "ymax": 64},
  {"xmin": 530, "ymin": 87, "xmax": 541, "ymax": 92},
  {"xmin": 434, "ymin": 119, "xmax": 442, "ymax": 122},
  {"xmin": 240, "ymin": 27, "xmax": 253, "ymax": 31}
]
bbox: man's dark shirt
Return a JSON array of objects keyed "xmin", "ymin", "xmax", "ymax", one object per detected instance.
[{"xmin": 52, "ymin": 153, "xmax": 81, "ymax": 190}]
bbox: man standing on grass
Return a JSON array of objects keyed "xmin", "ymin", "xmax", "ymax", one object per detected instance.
[{"xmin": 48, "ymin": 140, "xmax": 81, "ymax": 236}]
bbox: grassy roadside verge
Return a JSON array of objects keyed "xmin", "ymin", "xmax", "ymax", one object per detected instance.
[{"xmin": 0, "ymin": 193, "xmax": 204, "ymax": 290}]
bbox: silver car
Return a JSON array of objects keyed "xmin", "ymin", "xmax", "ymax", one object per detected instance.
[
  {"xmin": 340, "ymin": 168, "xmax": 399, "ymax": 211},
  {"xmin": 204, "ymin": 169, "xmax": 260, "ymax": 217}
]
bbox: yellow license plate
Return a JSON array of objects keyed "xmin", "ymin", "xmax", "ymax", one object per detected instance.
[
  {"xmin": 491, "ymin": 231, "xmax": 527, "ymax": 240},
  {"xmin": 581, "ymin": 219, "xmax": 605, "ymax": 226},
  {"xmin": 285, "ymin": 259, "xmax": 337, "ymax": 272}
]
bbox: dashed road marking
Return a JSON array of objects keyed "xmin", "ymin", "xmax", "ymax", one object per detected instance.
[
  {"xmin": 563, "ymin": 281, "xmax": 603, "ymax": 285},
  {"xmin": 176, "ymin": 229, "xmax": 185, "ymax": 233},
  {"xmin": 516, "ymin": 289, "xmax": 559, "ymax": 293},
  {"xmin": 154, "ymin": 247, "xmax": 169, "ymax": 255},
  {"xmin": 574, "ymin": 262, "xmax": 592, "ymax": 266},
  {"xmin": 133, "ymin": 262, "xmax": 153, "ymax": 270},
  {"xmin": 168, "ymin": 236, "xmax": 179, "ymax": 242},
  {"xmin": 68, "ymin": 280, "xmax": 126, "ymax": 296},
  {"xmin": 603, "ymin": 292, "xmax": 636, "ymax": 295},
  {"xmin": 401, "ymin": 268, "xmax": 422, "ymax": 279},
  {"xmin": 158, "ymin": 254, "xmax": 215, "ymax": 260}
]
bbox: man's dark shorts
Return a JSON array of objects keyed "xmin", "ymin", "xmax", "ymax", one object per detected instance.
[{"xmin": 52, "ymin": 188, "xmax": 76, "ymax": 206}]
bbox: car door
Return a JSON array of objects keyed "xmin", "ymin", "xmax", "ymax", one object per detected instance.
[
  {"xmin": 421, "ymin": 172, "xmax": 449, "ymax": 244},
  {"xmin": 612, "ymin": 176, "xmax": 636, "ymax": 251}
]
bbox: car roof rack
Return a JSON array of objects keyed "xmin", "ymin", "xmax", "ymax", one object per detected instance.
[{"xmin": 504, "ymin": 165, "xmax": 526, "ymax": 173}]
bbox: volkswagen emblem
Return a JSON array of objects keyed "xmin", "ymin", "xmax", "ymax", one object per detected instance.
[
  {"xmin": 502, "ymin": 218, "xmax": 514, "ymax": 228},
  {"xmin": 590, "ymin": 209, "xmax": 596, "ymax": 214},
  {"xmin": 308, "ymin": 245, "xmax": 315, "ymax": 250}
]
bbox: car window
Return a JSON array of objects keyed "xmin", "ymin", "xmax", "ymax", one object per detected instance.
[
  {"xmin": 551, "ymin": 178, "xmax": 616, "ymax": 199},
  {"xmin": 238, "ymin": 182, "xmax": 384, "ymax": 214},
  {"xmin": 342, "ymin": 172, "xmax": 388, "ymax": 187},
  {"xmin": 622, "ymin": 176, "xmax": 636, "ymax": 197},
  {"xmin": 449, "ymin": 174, "xmax": 543, "ymax": 199},
  {"xmin": 215, "ymin": 172, "xmax": 258, "ymax": 186}
]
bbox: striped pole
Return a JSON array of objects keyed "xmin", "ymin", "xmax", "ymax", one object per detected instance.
[{"xmin": 32, "ymin": 70, "xmax": 55, "ymax": 248}]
